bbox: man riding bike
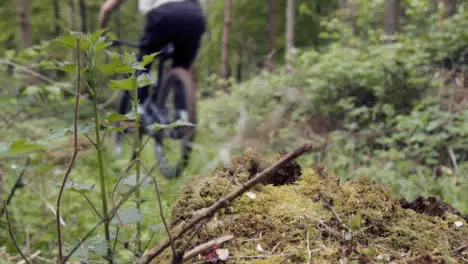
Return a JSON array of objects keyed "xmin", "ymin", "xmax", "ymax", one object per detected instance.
[{"xmin": 98, "ymin": 0, "xmax": 206, "ymax": 114}]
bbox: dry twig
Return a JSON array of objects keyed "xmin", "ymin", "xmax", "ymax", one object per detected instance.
[
  {"xmin": 140, "ymin": 143, "xmax": 313, "ymax": 264},
  {"xmin": 4, "ymin": 201, "xmax": 31, "ymax": 264},
  {"xmin": 306, "ymin": 231, "xmax": 311, "ymax": 264},
  {"xmin": 17, "ymin": 250, "xmax": 41, "ymax": 264},
  {"xmin": 56, "ymin": 39, "xmax": 82, "ymax": 263},
  {"xmin": 151, "ymin": 175, "xmax": 176, "ymax": 258},
  {"xmin": 0, "ymin": 158, "xmax": 31, "ymax": 218},
  {"xmin": 183, "ymin": 235, "xmax": 234, "ymax": 261}
]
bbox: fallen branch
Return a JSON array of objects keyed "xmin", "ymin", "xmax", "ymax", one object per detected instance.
[
  {"xmin": 140, "ymin": 143, "xmax": 313, "ymax": 264},
  {"xmin": 4, "ymin": 201, "xmax": 31, "ymax": 264},
  {"xmin": 0, "ymin": 59, "xmax": 78, "ymax": 96},
  {"xmin": 453, "ymin": 244, "xmax": 468, "ymax": 254},
  {"xmin": 56, "ymin": 39, "xmax": 82, "ymax": 263},
  {"xmin": 0, "ymin": 158, "xmax": 31, "ymax": 219},
  {"xmin": 17, "ymin": 250, "xmax": 41, "ymax": 264},
  {"xmin": 183, "ymin": 235, "xmax": 234, "ymax": 261},
  {"xmin": 306, "ymin": 231, "xmax": 311, "ymax": 264}
]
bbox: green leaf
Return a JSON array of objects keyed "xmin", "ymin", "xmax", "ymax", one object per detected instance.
[
  {"xmin": 110, "ymin": 207, "xmax": 144, "ymax": 225},
  {"xmin": 55, "ymin": 34, "xmax": 90, "ymax": 51},
  {"xmin": 149, "ymin": 224, "xmax": 163, "ymax": 232},
  {"xmin": 109, "ymin": 76, "xmax": 137, "ymax": 91},
  {"xmin": 121, "ymin": 174, "xmax": 152, "ymax": 187},
  {"xmin": 95, "ymin": 42, "xmax": 111, "ymax": 52},
  {"xmin": 56, "ymin": 61, "xmax": 77, "ymax": 73},
  {"xmin": 90, "ymin": 29, "xmax": 107, "ymax": 44},
  {"xmin": 97, "ymin": 61, "xmax": 133, "ymax": 77},
  {"xmin": 0, "ymin": 142, "xmax": 12, "ymax": 156},
  {"xmin": 131, "ymin": 53, "xmax": 158, "ymax": 70},
  {"xmin": 105, "ymin": 113, "xmax": 129, "ymax": 123},
  {"xmin": 88, "ymin": 240, "xmax": 108, "ymax": 257},
  {"xmin": 148, "ymin": 120, "xmax": 195, "ymax": 132},
  {"xmin": 349, "ymin": 213, "xmax": 361, "ymax": 229},
  {"xmin": 169, "ymin": 120, "xmax": 196, "ymax": 128},
  {"xmin": 8, "ymin": 140, "xmax": 43, "ymax": 155},
  {"xmin": 137, "ymin": 73, "xmax": 153, "ymax": 88},
  {"xmin": 65, "ymin": 181, "xmax": 95, "ymax": 194}
]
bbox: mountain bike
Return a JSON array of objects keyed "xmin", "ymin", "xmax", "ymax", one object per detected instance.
[{"xmin": 110, "ymin": 39, "xmax": 197, "ymax": 179}]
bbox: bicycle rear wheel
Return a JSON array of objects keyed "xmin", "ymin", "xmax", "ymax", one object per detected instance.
[{"xmin": 154, "ymin": 67, "xmax": 197, "ymax": 178}]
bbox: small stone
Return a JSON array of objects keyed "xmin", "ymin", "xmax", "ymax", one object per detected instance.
[{"xmin": 216, "ymin": 248, "xmax": 229, "ymax": 261}]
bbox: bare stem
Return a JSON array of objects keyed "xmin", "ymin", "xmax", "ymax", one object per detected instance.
[
  {"xmin": 151, "ymin": 175, "xmax": 176, "ymax": 258},
  {"xmin": 56, "ymin": 39, "xmax": 81, "ymax": 263},
  {"xmin": 0, "ymin": 157, "xmax": 31, "ymax": 218},
  {"xmin": 4, "ymin": 201, "xmax": 31, "ymax": 264},
  {"xmin": 140, "ymin": 143, "xmax": 313, "ymax": 264},
  {"xmin": 133, "ymin": 88, "xmax": 142, "ymax": 255}
]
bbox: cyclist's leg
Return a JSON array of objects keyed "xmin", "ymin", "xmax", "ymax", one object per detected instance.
[
  {"xmin": 168, "ymin": 1, "xmax": 206, "ymax": 105},
  {"xmin": 135, "ymin": 8, "xmax": 172, "ymax": 105}
]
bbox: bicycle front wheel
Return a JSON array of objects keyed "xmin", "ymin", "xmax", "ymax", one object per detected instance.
[{"xmin": 154, "ymin": 67, "xmax": 197, "ymax": 179}]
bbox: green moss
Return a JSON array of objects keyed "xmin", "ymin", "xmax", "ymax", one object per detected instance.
[{"xmin": 152, "ymin": 151, "xmax": 468, "ymax": 263}]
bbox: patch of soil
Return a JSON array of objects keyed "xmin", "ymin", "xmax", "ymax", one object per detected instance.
[{"xmin": 400, "ymin": 196, "xmax": 468, "ymax": 223}]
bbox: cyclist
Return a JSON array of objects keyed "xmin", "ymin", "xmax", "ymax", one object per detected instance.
[{"xmin": 98, "ymin": 0, "xmax": 206, "ymax": 112}]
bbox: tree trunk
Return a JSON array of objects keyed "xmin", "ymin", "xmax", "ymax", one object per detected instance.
[
  {"xmin": 384, "ymin": 0, "xmax": 400, "ymax": 37},
  {"xmin": 266, "ymin": 0, "xmax": 276, "ymax": 72},
  {"xmin": 78, "ymin": 0, "xmax": 87, "ymax": 32},
  {"xmin": 440, "ymin": 0, "xmax": 457, "ymax": 20},
  {"xmin": 268, "ymin": 0, "xmax": 276, "ymax": 54},
  {"xmin": 220, "ymin": 0, "xmax": 232, "ymax": 90},
  {"xmin": 340, "ymin": 0, "xmax": 357, "ymax": 34},
  {"xmin": 285, "ymin": 0, "xmax": 296, "ymax": 67},
  {"xmin": 68, "ymin": 0, "xmax": 75, "ymax": 31},
  {"xmin": 53, "ymin": 0, "xmax": 60, "ymax": 36},
  {"xmin": 16, "ymin": 0, "xmax": 32, "ymax": 50}
]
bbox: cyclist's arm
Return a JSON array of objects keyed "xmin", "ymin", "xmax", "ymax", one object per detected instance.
[{"xmin": 99, "ymin": 0, "xmax": 123, "ymax": 29}]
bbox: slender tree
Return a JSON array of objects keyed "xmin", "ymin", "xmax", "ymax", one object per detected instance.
[
  {"xmin": 16, "ymin": 0, "xmax": 32, "ymax": 50},
  {"xmin": 78, "ymin": 0, "xmax": 88, "ymax": 32},
  {"xmin": 440, "ymin": 0, "xmax": 457, "ymax": 20},
  {"xmin": 53, "ymin": 0, "xmax": 60, "ymax": 36},
  {"xmin": 384, "ymin": 0, "xmax": 400, "ymax": 37},
  {"xmin": 220, "ymin": 0, "xmax": 232, "ymax": 89},
  {"xmin": 265, "ymin": 0, "xmax": 276, "ymax": 72},
  {"xmin": 340, "ymin": 0, "xmax": 357, "ymax": 34},
  {"xmin": 285, "ymin": 0, "xmax": 296, "ymax": 68}
]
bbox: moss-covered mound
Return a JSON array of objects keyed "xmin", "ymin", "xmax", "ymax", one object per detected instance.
[{"xmin": 155, "ymin": 152, "xmax": 468, "ymax": 264}]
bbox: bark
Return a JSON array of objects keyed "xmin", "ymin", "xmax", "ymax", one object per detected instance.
[
  {"xmin": 220, "ymin": 0, "xmax": 232, "ymax": 90},
  {"xmin": 68, "ymin": 0, "xmax": 76, "ymax": 63},
  {"xmin": 78, "ymin": 0, "xmax": 87, "ymax": 32},
  {"xmin": 384, "ymin": 0, "xmax": 400, "ymax": 37},
  {"xmin": 340, "ymin": 0, "xmax": 357, "ymax": 34},
  {"xmin": 53, "ymin": 0, "xmax": 60, "ymax": 35},
  {"xmin": 268, "ymin": 0, "xmax": 276, "ymax": 54},
  {"xmin": 285, "ymin": 0, "xmax": 296, "ymax": 67},
  {"xmin": 266, "ymin": 0, "xmax": 276, "ymax": 72},
  {"xmin": 16, "ymin": 0, "xmax": 32, "ymax": 50},
  {"xmin": 440, "ymin": 0, "xmax": 457, "ymax": 20}
]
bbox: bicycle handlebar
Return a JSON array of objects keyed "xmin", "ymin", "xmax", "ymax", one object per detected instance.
[
  {"xmin": 109, "ymin": 39, "xmax": 142, "ymax": 48},
  {"xmin": 109, "ymin": 39, "xmax": 175, "ymax": 57}
]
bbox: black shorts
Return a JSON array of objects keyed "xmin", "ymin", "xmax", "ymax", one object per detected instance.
[
  {"xmin": 137, "ymin": 1, "xmax": 206, "ymax": 99},
  {"xmin": 118, "ymin": 1, "xmax": 206, "ymax": 114}
]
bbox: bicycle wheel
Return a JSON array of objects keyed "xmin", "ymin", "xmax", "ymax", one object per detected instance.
[{"xmin": 153, "ymin": 67, "xmax": 197, "ymax": 179}]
